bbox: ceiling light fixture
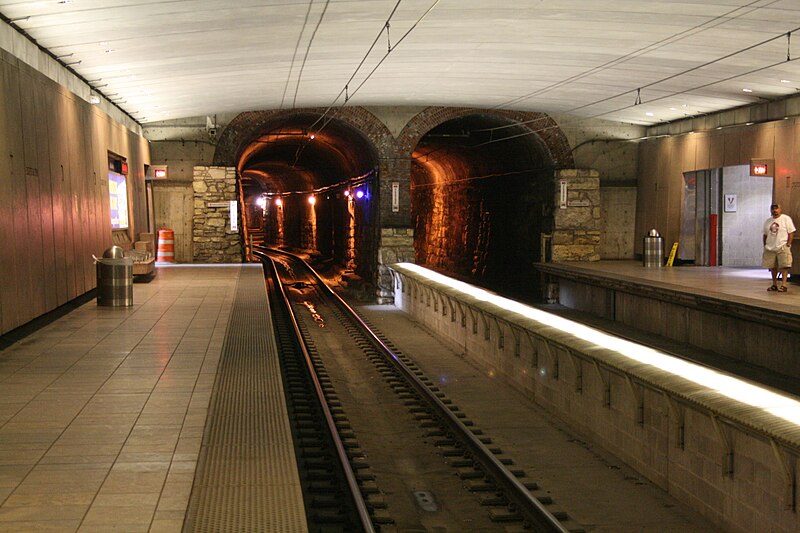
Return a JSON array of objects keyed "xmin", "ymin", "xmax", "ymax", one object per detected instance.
[
  {"xmin": 742, "ymin": 88, "xmax": 753, "ymax": 93},
  {"xmin": 645, "ymin": 112, "xmax": 654, "ymax": 117},
  {"xmin": 781, "ymin": 79, "xmax": 791, "ymax": 83}
]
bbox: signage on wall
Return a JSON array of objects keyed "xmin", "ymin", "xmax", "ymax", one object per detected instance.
[
  {"xmin": 724, "ymin": 194, "xmax": 737, "ymax": 212},
  {"xmin": 559, "ymin": 180, "xmax": 567, "ymax": 209},
  {"xmin": 230, "ymin": 200, "xmax": 238, "ymax": 231},
  {"xmin": 391, "ymin": 182, "xmax": 400, "ymax": 212},
  {"xmin": 146, "ymin": 165, "xmax": 168, "ymax": 180},
  {"xmin": 750, "ymin": 158, "xmax": 774, "ymax": 177}
]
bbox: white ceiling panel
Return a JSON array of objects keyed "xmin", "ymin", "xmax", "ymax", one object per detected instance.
[{"xmin": 2, "ymin": 0, "xmax": 800, "ymax": 125}]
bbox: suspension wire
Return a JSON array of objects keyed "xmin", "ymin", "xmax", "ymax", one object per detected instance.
[
  {"xmin": 280, "ymin": 1, "xmax": 315, "ymax": 109},
  {"xmin": 494, "ymin": 0, "xmax": 780, "ymax": 110},
  {"xmin": 473, "ymin": 23, "xmax": 800, "ymax": 135},
  {"xmin": 315, "ymin": 0, "xmax": 442, "ymax": 134},
  {"xmin": 414, "ymin": 55, "xmax": 800, "ymax": 164},
  {"xmin": 292, "ymin": 0, "xmax": 331, "ymax": 109},
  {"xmin": 293, "ymin": 0, "xmax": 440, "ymax": 168},
  {"xmin": 306, "ymin": 0, "xmax": 404, "ymax": 134}
]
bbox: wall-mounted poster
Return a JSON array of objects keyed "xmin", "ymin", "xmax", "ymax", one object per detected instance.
[{"xmin": 109, "ymin": 172, "xmax": 129, "ymax": 228}]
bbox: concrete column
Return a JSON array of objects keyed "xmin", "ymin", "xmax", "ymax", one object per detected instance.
[{"xmin": 552, "ymin": 169, "xmax": 601, "ymax": 262}]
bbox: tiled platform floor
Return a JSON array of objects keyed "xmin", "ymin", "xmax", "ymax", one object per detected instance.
[{"xmin": 0, "ymin": 265, "xmax": 242, "ymax": 532}]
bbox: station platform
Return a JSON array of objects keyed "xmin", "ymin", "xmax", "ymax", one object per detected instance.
[
  {"xmin": 536, "ymin": 260, "xmax": 800, "ymax": 384},
  {"xmin": 0, "ymin": 264, "xmax": 304, "ymax": 533},
  {"xmin": 0, "ymin": 261, "xmax": 795, "ymax": 532}
]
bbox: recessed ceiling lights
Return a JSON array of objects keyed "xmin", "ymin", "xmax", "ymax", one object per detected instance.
[
  {"xmin": 681, "ymin": 104, "xmax": 687, "ymax": 108},
  {"xmin": 645, "ymin": 112, "xmax": 654, "ymax": 117},
  {"xmin": 669, "ymin": 107, "xmax": 677, "ymax": 111},
  {"xmin": 742, "ymin": 88, "xmax": 753, "ymax": 93},
  {"xmin": 781, "ymin": 79, "xmax": 791, "ymax": 83}
]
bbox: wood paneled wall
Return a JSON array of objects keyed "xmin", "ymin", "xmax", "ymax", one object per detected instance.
[
  {"xmin": 636, "ymin": 119, "xmax": 800, "ymax": 266},
  {"xmin": 0, "ymin": 51, "xmax": 150, "ymax": 335}
]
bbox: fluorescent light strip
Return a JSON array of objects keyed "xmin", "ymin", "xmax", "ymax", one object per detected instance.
[{"xmin": 396, "ymin": 263, "xmax": 800, "ymax": 427}]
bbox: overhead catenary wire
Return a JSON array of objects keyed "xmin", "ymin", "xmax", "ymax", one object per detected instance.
[
  {"xmin": 291, "ymin": 0, "xmax": 440, "ymax": 167},
  {"xmin": 474, "ymin": 23, "xmax": 800, "ymax": 135},
  {"xmin": 414, "ymin": 53, "xmax": 800, "ymax": 164},
  {"xmin": 494, "ymin": 0, "xmax": 781, "ymax": 110},
  {"xmin": 292, "ymin": 0, "xmax": 331, "ymax": 109},
  {"xmin": 280, "ymin": 1, "xmax": 315, "ymax": 110}
]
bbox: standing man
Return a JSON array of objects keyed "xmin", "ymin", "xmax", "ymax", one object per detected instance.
[{"xmin": 763, "ymin": 203, "xmax": 796, "ymax": 292}]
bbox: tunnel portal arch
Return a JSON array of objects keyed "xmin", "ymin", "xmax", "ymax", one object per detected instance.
[
  {"xmin": 217, "ymin": 109, "xmax": 394, "ymax": 283},
  {"xmin": 398, "ymin": 109, "xmax": 573, "ymax": 299}
]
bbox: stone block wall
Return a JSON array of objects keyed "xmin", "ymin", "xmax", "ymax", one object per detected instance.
[
  {"xmin": 192, "ymin": 166, "xmax": 242, "ymax": 263},
  {"xmin": 377, "ymin": 228, "xmax": 414, "ymax": 302},
  {"xmin": 553, "ymin": 169, "xmax": 601, "ymax": 261}
]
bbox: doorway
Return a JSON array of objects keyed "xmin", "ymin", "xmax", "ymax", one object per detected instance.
[{"xmin": 680, "ymin": 166, "xmax": 773, "ymax": 266}]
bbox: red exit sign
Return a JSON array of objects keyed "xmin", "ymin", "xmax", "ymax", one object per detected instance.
[{"xmin": 750, "ymin": 159, "xmax": 774, "ymax": 177}]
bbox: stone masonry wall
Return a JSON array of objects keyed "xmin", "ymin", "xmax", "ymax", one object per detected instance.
[
  {"xmin": 192, "ymin": 166, "xmax": 242, "ymax": 263},
  {"xmin": 552, "ymin": 169, "xmax": 601, "ymax": 262},
  {"xmin": 377, "ymin": 228, "xmax": 414, "ymax": 302}
]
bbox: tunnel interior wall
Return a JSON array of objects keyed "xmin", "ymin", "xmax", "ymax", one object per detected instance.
[
  {"xmin": 0, "ymin": 49, "xmax": 150, "ymax": 336},
  {"xmin": 412, "ymin": 168, "xmax": 554, "ymax": 296}
]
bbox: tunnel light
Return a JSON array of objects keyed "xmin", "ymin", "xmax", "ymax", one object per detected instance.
[
  {"xmin": 255, "ymin": 195, "xmax": 267, "ymax": 209},
  {"xmin": 355, "ymin": 189, "xmax": 365, "ymax": 199},
  {"xmin": 308, "ymin": 195, "xmax": 316, "ymax": 206},
  {"xmin": 395, "ymin": 263, "xmax": 800, "ymax": 428},
  {"xmin": 343, "ymin": 190, "xmax": 350, "ymax": 197},
  {"xmin": 309, "ymin": 133, "xmax": 315, "ymax": 140},
  {"xmin": 275, "ymin": 198, "xmax": 283, "ymax": 207}
]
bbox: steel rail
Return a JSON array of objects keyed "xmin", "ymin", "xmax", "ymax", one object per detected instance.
[
  {"xmin": 260, "ymin": 247, "xmax": 570, "ymax": 533},
  {"xmin": 254, "ymin": 250, "xmax": 375, "ymax": 533}
]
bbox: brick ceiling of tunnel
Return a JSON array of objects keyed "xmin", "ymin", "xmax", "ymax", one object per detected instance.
[{"xmin": 3, "ymin": 1, "xmax": 800, "ymax": 126}]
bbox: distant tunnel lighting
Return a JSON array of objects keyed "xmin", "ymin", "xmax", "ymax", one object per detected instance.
[
  {"xmin": 308, "ymin": 195, "xmax": 316, "ymax": 205},
  {"xmin": 275, "ymin": 198, "xmax": 283, "ymax": 207},
  {"xmin": 343, "ymin": 190, "xmax": 350, "ymax": 197},
  {"xmin": 255, "ymin": 196, "xmax": 267, "ymax": 209},
  {"xmin": 309, "ymin": 133, "xmax": 315, "ymax": 140},
  {"xmin": 395, "ymin": 263, "xmax": 800, "ymax": 427},
  {"xmin": 355, "ymin": 189, "xmax": 365, "ymax": 199}
]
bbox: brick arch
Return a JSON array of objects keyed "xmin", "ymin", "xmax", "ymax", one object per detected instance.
[
  {"xmin": 212, "ymin": 107, "xmax": 397, "ymax": 167},
  {"xmin": 396, "ymin": 107, "xmax": 574, "ymax": 168}
]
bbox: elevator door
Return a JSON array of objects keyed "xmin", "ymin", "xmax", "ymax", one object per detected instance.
[
  {"xmin": 680, "ymin": 169, "xmax": 720, "ymax": 266},
  {"xmin": 681, "ymin": 167, "xmax": 773, "ymax": 266}
]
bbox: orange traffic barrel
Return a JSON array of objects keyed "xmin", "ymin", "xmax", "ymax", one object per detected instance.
[{"xmin": 157, "ymin": 228, "xmax": 175, "ymax": 263}]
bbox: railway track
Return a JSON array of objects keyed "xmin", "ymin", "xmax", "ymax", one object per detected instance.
[{"xmin": 256, "ymin": 248, "xmax": 584, "ymax": 533}]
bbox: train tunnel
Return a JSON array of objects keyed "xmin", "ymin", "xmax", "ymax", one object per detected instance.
[
  {"xmin": 238, "ymin": 113, "xmax": 378, "ymax": 279},
  {"xmin": 412, "ymin": 115, "xmax": 555, "ymax": 299}
]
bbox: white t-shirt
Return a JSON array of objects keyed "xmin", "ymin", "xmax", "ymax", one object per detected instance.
[{"xmin": 763, "ymin": 213, "xmax": 796, "ymax": 251}]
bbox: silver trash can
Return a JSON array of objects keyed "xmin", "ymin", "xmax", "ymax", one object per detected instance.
[
  {"xmin": 643, "ymin": 229, "xmax": 664, "ymax": 268},
  {"xmin": 96, "ymin": 246, "xmax": 133, "ymax": 306}
]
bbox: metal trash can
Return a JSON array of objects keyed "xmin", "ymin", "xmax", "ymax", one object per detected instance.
[
  {"xmin": 643, "ymin": 229, "xmax": 664, "ymax": 268},
  {"xmin": 95, "ymin": 246, "xmax": 133, "ymax": 306}
]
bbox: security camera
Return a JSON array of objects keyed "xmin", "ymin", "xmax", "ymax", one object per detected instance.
[{"xmin": 208, "ymin": 128, "xmax": 217, "ymax": 137}]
